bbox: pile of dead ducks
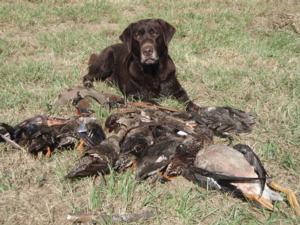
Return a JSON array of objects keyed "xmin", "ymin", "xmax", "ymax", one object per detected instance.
[{"xmin": 1, "ymin": 87, "xmax": 299, "ymax": 216}]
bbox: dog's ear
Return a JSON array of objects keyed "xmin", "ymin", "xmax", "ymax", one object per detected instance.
[
  {"xmin": 119, "ymin": 23, "xmax": 135, "ymax": 51},
  {"xmin": 156, "ymin": 19, "xmax": 176, "ymax": 45}
]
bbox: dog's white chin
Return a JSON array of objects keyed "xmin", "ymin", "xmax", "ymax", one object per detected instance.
[{"xmin": 142, "ymin": 58, "xmax": 158, "ymax": 65}]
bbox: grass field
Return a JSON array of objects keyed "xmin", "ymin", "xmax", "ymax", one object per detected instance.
[{"xmin": 0, "ymin": 0, "xmax": 300, "ymax": 224}]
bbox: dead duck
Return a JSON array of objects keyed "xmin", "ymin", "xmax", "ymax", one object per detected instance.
[
  {"xmin": 72, "ymin": 92, "xmax": 95, "ymax": 117},
  {"xmin": 118, "ymin": 123, "xmax": 207, "ymax": 182},
  {"xmin": 60, "ymin": 93, "xmax": 106, "ymax": 152},
  {"xmin": 160, "ymin": 141, "xmax": 202, "ymax": 181},
  {"xmin": 66, "ymin": 114, "xmax": 133, "ymax": 179},
  {"xmin": 130, "ymin": 138, "xmax": 182, "ymax": 182},
  {"xmin": 190, "ymin": 106, "xmax": 256, "ymax": 142},
  {"xmin": 77, "ymin": 117, "xmax": 106, "ymax": 148},
  {"xmin": 0, "ymin": 115, "xmax": 70, "ymax": 156},
  {"xmin": 115, "ymin": 132, "xmax": 153, "ymax": 172},
  {"xmin": 54, "ymin": 116, "xmax": 106, "ymax": 155},
  {"xmin": 0, "ymin": 92, "xmax": 106, "ymax": 156},
  {"xmin": 186, "ymin": 144, "xmax": 300, "ymax": 213},
  {"xmin": 104, "ymin": 112, "xmax": 148, "ymax": 173},
  {"xmin": 106, "ymin": 107, "xmax": 214, "ymax": 142},
  {"xmin": 54, "ymin": 86, "xmax": 124, "ymax": 109},
  {"xmin": 65, "ymin": 139, "xmax": 119, "ymax": 179},
  {"xmin": 0, "ymin": 114, "xmax": 105, "ymax": 156}
]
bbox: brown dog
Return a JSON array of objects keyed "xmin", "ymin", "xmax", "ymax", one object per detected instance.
[{"xmin": 83, "ymin": 18, "xmax": 199, "ymax": 111}]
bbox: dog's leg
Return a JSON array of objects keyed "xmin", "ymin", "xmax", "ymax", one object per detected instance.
[
  {"xmin": 160, "ymin": 74, "xmax": 200, "ymax": 112},
  {"xmin": 83, "ymin": 47, "xmax": 115, "ymax": 88}
]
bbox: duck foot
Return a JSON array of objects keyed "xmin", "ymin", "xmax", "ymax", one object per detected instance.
[
  {"xmin": 45, "ymin": 147, "xmax": 52, "ymax": 157},
  {"xmin": 268, "ymin": 181, "xmax": 300, "ymax": 216},
  {"xmin": 46, "ymin": 118, "xmax": 67, "ymax": 126},
  {"xmin": 243, "ymin": 193, "xmax": 274, "ymax": 210},
  {"xmin": 158, "ymin": 175, "xmax": 173, "ymax": 184},
  {"xmin": 158, "ymin": 171, "xmax": 177, "ymax": 184},
  {"xmin": 77, "ymin": 139, "xmax": 85, "ymax": 154},
  {"xmin": 147, "ymin": 173, "xmax": 173, "ymax": 185}
]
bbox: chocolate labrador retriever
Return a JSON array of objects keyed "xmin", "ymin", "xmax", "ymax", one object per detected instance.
[{"xmin": 83, "ymin": 18, "xmax": 199, "ymax": 111}]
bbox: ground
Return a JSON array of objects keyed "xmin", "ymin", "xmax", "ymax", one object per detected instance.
[{"xmin": 0, "ymin": 0, "xmax": 299, "ymax": 224}]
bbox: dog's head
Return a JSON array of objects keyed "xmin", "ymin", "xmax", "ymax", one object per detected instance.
[{"xmin": 119, "ymin": 19, "xmax": 176, "ymax": 65}]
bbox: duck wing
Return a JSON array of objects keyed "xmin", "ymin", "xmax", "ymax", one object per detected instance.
[
  {"xmin": 65, "ymin": 142, "xmax": 118, "ymax": 179},
  {"xmin": 189, "ymin": 166, "xmax": 266, "ymax": 182},
  {"xmin": 77, "ymin": 120, "xmax": 106, "ymax": 147},
  {"xmin": 54, "ymin": 86, "xmax": 124, "ymax": 108},
  {"xmin": 0, "ymin": 123, "xmax": 15, "ymax": 142},
  {"xmin": 65, "ymin": 128, "xmax": 126, "ymax": 179},
  {"xmin": 134, "ymin": 139, "xmax": 180, "ymax": 181},
  {"xmin": 192, "ymin": 144, "xmax": 267, "ymax": 190},
  {"xmin": 233, "ymin": 144, "xmax": 268, "ymax": 195},
  {"xmin": 191, "ymin": 106, "xmax": 256, "ymax": 138}
]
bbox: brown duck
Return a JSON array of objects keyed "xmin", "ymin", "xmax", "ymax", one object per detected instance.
[
  {"xmin": 185, "ymin": 144, "xmax": 300, "ymax": 214},
  {"xmin": 0, "ymin": 114, "xmax": 105, "ymax": 156},
  {"xmin": 65, "ymin": 113, "xmax": 135, "ymax": 179}
]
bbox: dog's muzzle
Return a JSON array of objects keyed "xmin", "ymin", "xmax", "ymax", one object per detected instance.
[{"xmin": 140, "ymin": 42, "xmax": 158, "ymax": 64}]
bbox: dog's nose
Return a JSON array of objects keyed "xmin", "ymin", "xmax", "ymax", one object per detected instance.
[{"xmin": 142, "ymin": 45, "xmax": 153, "ymax": 57}]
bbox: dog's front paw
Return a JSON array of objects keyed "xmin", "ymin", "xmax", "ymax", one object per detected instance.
[
  {"xmin": 83, "ymin": 80, "xmax": 94, "ymax": 88},
  {"xmin": 186, "ymin": 101, "xmax": 200, "ymax": 112}
]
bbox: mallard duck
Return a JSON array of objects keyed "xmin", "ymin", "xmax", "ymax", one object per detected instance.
[
  {"xmin": 77, "ymin": 117, "xmax": 106, "ymax": 147},
  {"xmin": 191, "ymin": 106, "xmax": 256, "ymax": 142},
  {"xmin": 53, "ymin": 116, "xmax": 106, "ymax": 155},
  {"xmin": 115, "ymin": 132, "xmax": 153, "ymax": 172},
  {"xmin": 186, "ymin": 144, "xmax": 300, "ymax": 213},
  {"xmin": 54, "ymin": 86, "xmax": 124, "ymax": 109},
  {"xmin": 65, "ymin": 140, "xmax": 119, "ymax": 179},
  {"xmin": 0, "ymin": 115, "xmax": 69, "ymax": 156},
  {"xmin": 65, "ymin": 118, "xmax": 129, "ymax": 179},
  {"xmin": 72, "ymin": 92, "xmax": 95, "ymax": 117},
  {"xmin": 130, "ymin": 138, "xmax": 181, "ymax": 181},
  {"xmin": 0, "ymin": 114, "xmax": 105, "ymax": 156}
]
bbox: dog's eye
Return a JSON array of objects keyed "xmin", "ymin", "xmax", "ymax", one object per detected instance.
[
  {"xmin": 134, "ymin": 31, "xmax": 143, "ymax": 39},
  {"xmin": 149, "ymin": 29, "xmax": 158, "ymax": 36}
]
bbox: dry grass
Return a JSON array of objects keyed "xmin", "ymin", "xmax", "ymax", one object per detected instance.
[{"xmin": 0, "ymin": 0, "xmax": 300, "ymax": 224}]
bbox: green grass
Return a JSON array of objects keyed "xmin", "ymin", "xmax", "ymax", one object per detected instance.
[{"xmin": 0, "ymin": 0, "xmax": 300, "ymax": 224}]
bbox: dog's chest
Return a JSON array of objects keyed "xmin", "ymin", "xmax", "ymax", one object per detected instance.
[
  {"xmin": 131, "ymin": 73, "xmax": 161, "ymax": 95},
  {"xmin": 122, "ymin": 63, "xmax": 162, "ymax": 96}
]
